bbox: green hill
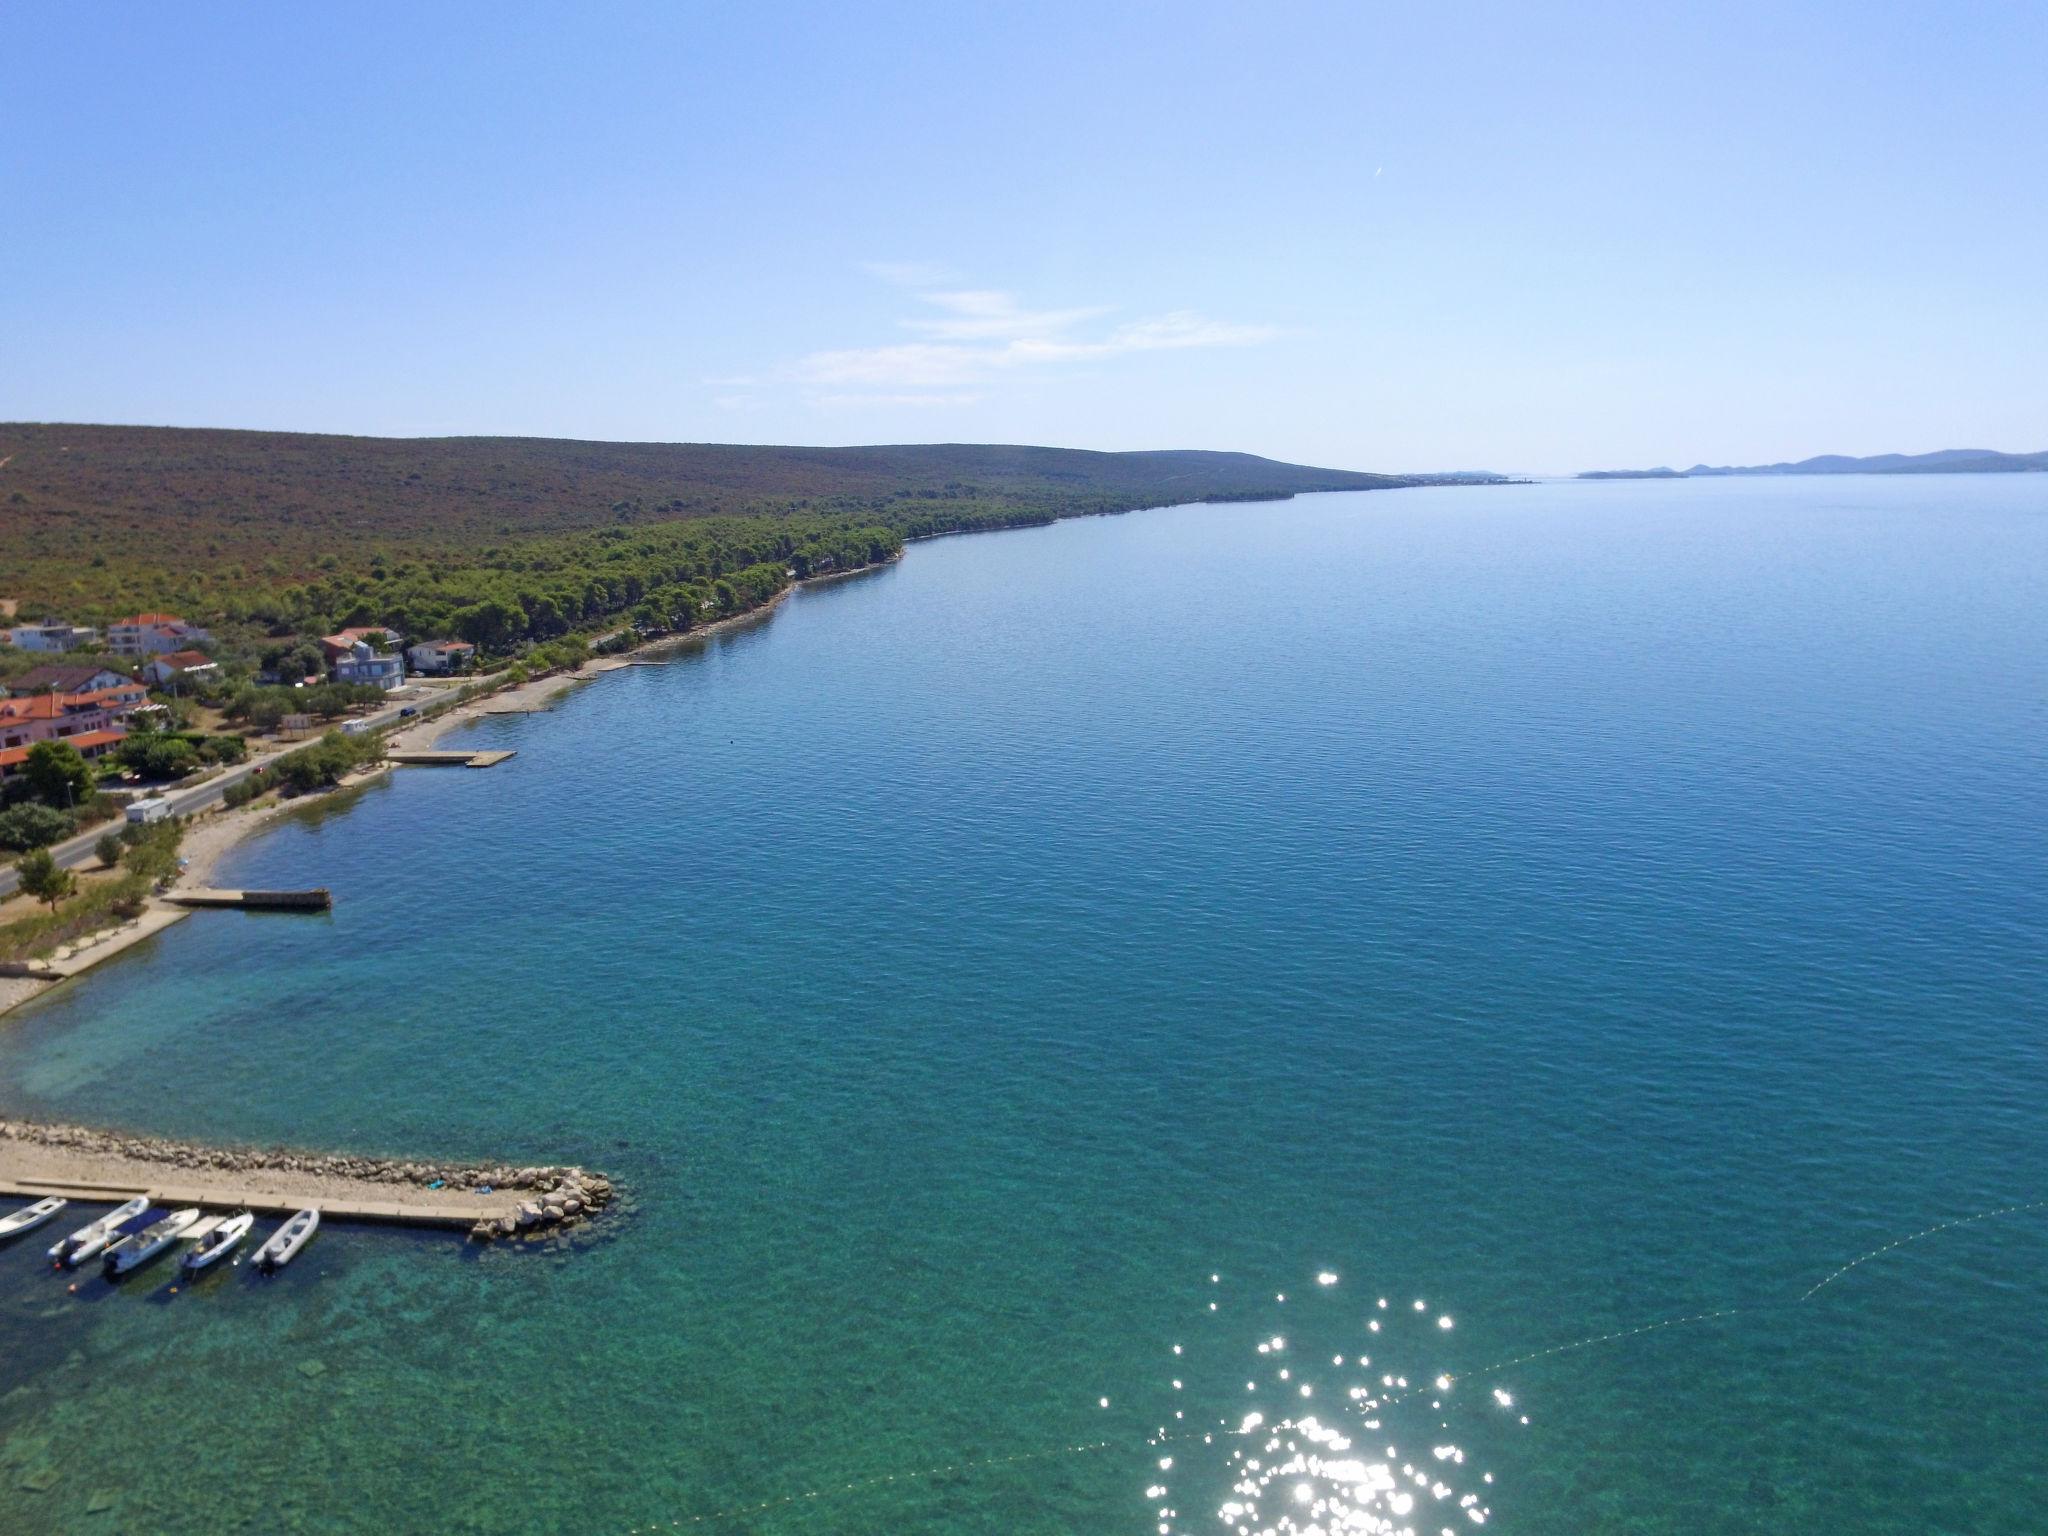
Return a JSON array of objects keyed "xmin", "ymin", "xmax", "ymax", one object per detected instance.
[
  {"xmin": 0, "ymin": 425, "xmax": 1416, "ymax": 667},
  {"xmin": 1, "ymin": 423, "xmax": 1409, "ymax": 613}
]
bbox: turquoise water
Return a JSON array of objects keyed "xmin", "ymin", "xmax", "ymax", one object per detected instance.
[{"xmin": 1, "ymin": 476, "xmax": 2043, "ymax": 1534}]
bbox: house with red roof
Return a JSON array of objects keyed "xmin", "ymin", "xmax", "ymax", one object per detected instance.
[
  {"xmin": 0, "ymin": 728, "xmax": 126, "ymax": 780},
  {"xmin": 0, "ymin": 681, "xmax": 142, "ymax": 750}
]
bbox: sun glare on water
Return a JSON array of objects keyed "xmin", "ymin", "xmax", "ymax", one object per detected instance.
[{"xmin": 1137, "ymin": 1271, "xmax": 1523, "ymax": 1535}]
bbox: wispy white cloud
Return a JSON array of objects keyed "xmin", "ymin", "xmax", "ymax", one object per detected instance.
[
  {"xmin": 902, "ymin": 289, "xmax": 1112, "ymax": 342},
  {"xmin": 791, "ymin": 276, "xmax": 1276, "ymax": 396},
  {"xmin": 812, "ymin": 391, "xmax": 982, "ymax": 410},
  {"xmin": 862, "ymin": 259, "xmax": 961, "ymax": 289}
]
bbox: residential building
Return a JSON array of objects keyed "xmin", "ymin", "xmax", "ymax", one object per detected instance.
[
  {"xmin": 0, "ymin": 729, "xmax": 125, "ymax": 781},
  {"xmin": 4, "ymin": 663, "xmax": 134, "ymax": 695},
  {"xmin": 320, "ymin": 627, "xmax": 400, "ymax": 665},
  {"xmin": 332, "ymin": 639, "xmax": 405, "ymax": 691},
  {"xmin": 3, "ymin": 620, "xmax": 100, "ymax": 652},
  {"xmin": 0, "ymin": 685, "xmax": 142, "ymax": 751},
  {"xmin": 107, "ymin": 612, "xmax": 212, "ymax": 657},
  {"xmin": 143, "ymin": 650, "xmax": 222, "ymax": 688},
  {"xmin": 405, "ymin": 639, "xmax": 477, "ymax": 675}
]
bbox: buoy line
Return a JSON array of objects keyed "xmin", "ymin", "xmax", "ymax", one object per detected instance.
[{"xmin": 618, "ymin": 1194, "xmax": 2044, "ymax": 1532}]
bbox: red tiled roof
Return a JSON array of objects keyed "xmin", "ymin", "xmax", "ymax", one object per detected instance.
[
  {"xmin": 71, "ymin": 685, "xmax": 147, "ymax": 707},
  {"xmin": 0, "ymin": 728, "xmax": 125, "ymax": 770},
  {"xmin": 116, "ymin": 613, "xmax": 185, "ymax": 626},
  {"xmin": 0, "ymin": 694, "xmax": 65, "ymax": 721},
  {"xmin": 153, "ymin": 650, "xmax": 216, "ymax": 670}
]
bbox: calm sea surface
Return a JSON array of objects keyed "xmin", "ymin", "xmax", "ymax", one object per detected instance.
[{"xmin": 0, "ymin": 476, "xmax": 2043, "ymax": 1534}]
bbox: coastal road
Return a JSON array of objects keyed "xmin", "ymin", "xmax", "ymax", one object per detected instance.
[{"xmin": 0, "ymin": 691, "xmax": 431, "ymax": 899}]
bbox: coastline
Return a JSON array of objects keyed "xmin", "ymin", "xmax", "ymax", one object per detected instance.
[{"xmin": 0, "ymin": 574, "xmax": 828, "ymax": 1024}]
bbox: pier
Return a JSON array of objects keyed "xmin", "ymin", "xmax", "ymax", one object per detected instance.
[
  {"xmin": 0, "ymin": 1174, "xmax": 500, "ymax": 1228},
  {"xmin": 0, "ymin": 1119, "xmax": 615, "ymax": 1242},
  {"xmin": 167, "ymin": 888, "xmax": 333, "ymax": 911},
  {"xmin": 387, "ymin": 748, "xmax": 517, "ymax": 767}
]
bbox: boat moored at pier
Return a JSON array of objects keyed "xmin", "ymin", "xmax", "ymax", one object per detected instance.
[
  {"xmin": 253, "ymin": 1208, "xmax": 319, "ymax": 1272},
  {"xmin": 49, "ymin": 1196, "xmax": 151, "ymax": 1267},
  {"xmin": 102, "ymin": 1208, "xmax": 201, "ymax": 1277},
  {"xmin": 180, "ymin": 1211, "xmax": 254, "ymax": 1275},
  {"xmin": 0, "ymin": 1196, "xmax": 68, "ymax": 1241}
]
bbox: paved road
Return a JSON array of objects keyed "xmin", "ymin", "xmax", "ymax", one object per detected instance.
[{"xmin": 0, "ymin": 694, "xmax": 426, "ymax": 898}]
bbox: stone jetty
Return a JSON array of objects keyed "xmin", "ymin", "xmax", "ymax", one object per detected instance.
[{"xmin": 0, "ymin": 1118, "xmax": 615, "ymax": 1243}]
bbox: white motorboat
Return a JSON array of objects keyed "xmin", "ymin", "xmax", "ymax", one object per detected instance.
[
  {"xmin": 180, "ymin": 1211, "xmax": 255, "ymax": 1275},
  {"xmin": 49, "ymin": 1196, "xmax": 150, "ymax": 1266},
  {"xmin": 102, "ymin": 1207, "xmax": 200, "ymax": 1277},
  {"xmin": 0, "ymin": 1196, "xmax": 68, "ymax": 1241},
  {"xmin": 254, "ymin": 1208, "xmax": 320, "ymax": 1272}
]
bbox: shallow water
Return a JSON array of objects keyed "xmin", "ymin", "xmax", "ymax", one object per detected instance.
[{"xmin": 0, "ymin": 476, "xmax": 2043, "ymax": 1534}]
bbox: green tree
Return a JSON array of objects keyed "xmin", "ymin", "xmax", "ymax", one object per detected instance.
[
  {"xmin": 96, "ymin": 831, "xmax": 125, "ymax": 867},
  {"xmin": 22, "ymin": 740, "xmax": 93, "ymax": 809},
  {"xmin": 453, "ymin": 597, "xmax": 524, "ymax": 651},
  {"xmin": 0, "ymin": 802, "xmax": 75, "ymax": 852},
  {"xmin": 15, "ymin": 848, "xmax": 75, "ymax": 911}
]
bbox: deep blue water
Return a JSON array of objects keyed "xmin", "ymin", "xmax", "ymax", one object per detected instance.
[{"xmin": 0, "ymin": 476, "xmax": 2043, "ymax": 1534}]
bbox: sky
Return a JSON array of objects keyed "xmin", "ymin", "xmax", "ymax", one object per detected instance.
[{"xmin": 3, "ymin": 1, "xmax": 2044, "ymax": 474}]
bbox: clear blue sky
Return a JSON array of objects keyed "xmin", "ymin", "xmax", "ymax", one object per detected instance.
[{"xmin": 4, "ymin": 2, "xmax": 2043, "ymax": 473}]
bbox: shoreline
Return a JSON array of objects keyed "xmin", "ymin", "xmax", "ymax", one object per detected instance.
[{"xmin": 0, "ymin": 577, "xmax": 828, "ymax": 1022}]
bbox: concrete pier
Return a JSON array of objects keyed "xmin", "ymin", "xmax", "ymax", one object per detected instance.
[
  {"xmin": 0, "ymin": 1120, "xmax": 615, "ymax": 1240},
  {"xmin": 167, "ymin": 888, "xmax": 332, "ymax": 911},
  {"xmin": 387, "ymin": 749, "xmax": 517, "ymax": 767},
  {"xmin": 0, "ymin": 1174, "xmax": 499, "ymax": 1228}
]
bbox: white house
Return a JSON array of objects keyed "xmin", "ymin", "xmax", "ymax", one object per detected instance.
[
  {"xmin": 405, "ymin": 639, "xmax": 477, "ymax": 675},
  {"xmin": 333, "ymin": 639, "xmax": 405, "ymax": 691},
  {"xmin": 108, "ymin": 613, "xmax": 212, "ymax": 657},
  {"xmin": 143, "ymin": 650, "xmax": 222, "ymax": 688},
  {"xmin": 4, "ymin": 620, "xmax": 100, "ymax": 652}
]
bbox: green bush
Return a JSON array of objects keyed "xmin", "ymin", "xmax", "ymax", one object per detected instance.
[{"xmin": 0, "ymin": 802, "xmax": 74, "ymax": 852}]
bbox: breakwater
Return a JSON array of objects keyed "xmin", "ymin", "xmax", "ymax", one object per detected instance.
[{"xmin": 0, "ymin": 1118, "xmax": 614, "ymax": 1242}]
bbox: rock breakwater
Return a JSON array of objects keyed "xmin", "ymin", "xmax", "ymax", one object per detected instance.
[{"xmin": 0, "ymin": 1118, "xmax": 616, "ymax": 1242}]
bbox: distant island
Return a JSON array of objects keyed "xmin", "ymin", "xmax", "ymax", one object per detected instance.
[{"xmin": 1578, "ymin": 448, "xmax": 2048, "ymax": 480}]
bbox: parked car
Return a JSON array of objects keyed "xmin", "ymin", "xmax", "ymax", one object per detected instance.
[{"xmin": 399, "ymin": 706, "xmax": 419, "ymax": 717}]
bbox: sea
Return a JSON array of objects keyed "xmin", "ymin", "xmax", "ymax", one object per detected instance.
[{"xmin": 0, "ymin": 474, "xmax": 2042, "ymax": 1534}]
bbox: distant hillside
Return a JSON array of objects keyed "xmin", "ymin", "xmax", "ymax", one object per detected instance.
[
  {"xmin": 0, "ymin": 423, "xmax": 1410, "ymax": 615},
  {"xmin": 1578, "ymin": 448, "xmax": 2048, "ymax": 480}
]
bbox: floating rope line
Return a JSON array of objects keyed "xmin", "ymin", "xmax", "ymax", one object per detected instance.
[
  {"xmin": 1797, "ymin": 1196, "xmax": 2048, "ymax": 1302},
  {"xmin": 1443, "ymin": 1306, "xmax": 1747, "ymax": 1389},
  {"xmin": 619, "ymin": 1194, "xmax": 2044, "ymax": 1532}
]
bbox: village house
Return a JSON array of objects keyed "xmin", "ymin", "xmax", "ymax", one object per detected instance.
[
  {"xmin": 3, "ymin": 620, "xmax": 101, "ymax": 652},
  {"xmin": 0, "ymin": 680, "xmax": 143, "ymax": 754},
  {"xmin": 320, "ymin": 627, "xmax": 400, "ymax": 664},
  {"xmin": 330, "ymin": 637, "xmax": 405, "ymax": 691},
  {"xmin": 3, "ymin": 662, "xmax": 136, "ymax": 696},
  {"xmin": 405, "ymin": 639, "xmax": 476, "ymax": 675},
  {"xmin": 0, "ymin": 729, "xmax": 127, "ymax": 781},
  {"xmin": 143, "ymin": 650, "xmax": 222, "ymax": 688},
  {"xmin": 323, "ymin": 629, "xmax": 406, "ymax": 690},
  {"xmin": 107, "ymin": 612, "xmax": 213, "ymax": 657}
]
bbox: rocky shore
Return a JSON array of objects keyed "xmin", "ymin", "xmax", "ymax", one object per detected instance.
[{"xmin": 0, "ymin": 1118, "xmax": 615, "ymax": 1243}]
